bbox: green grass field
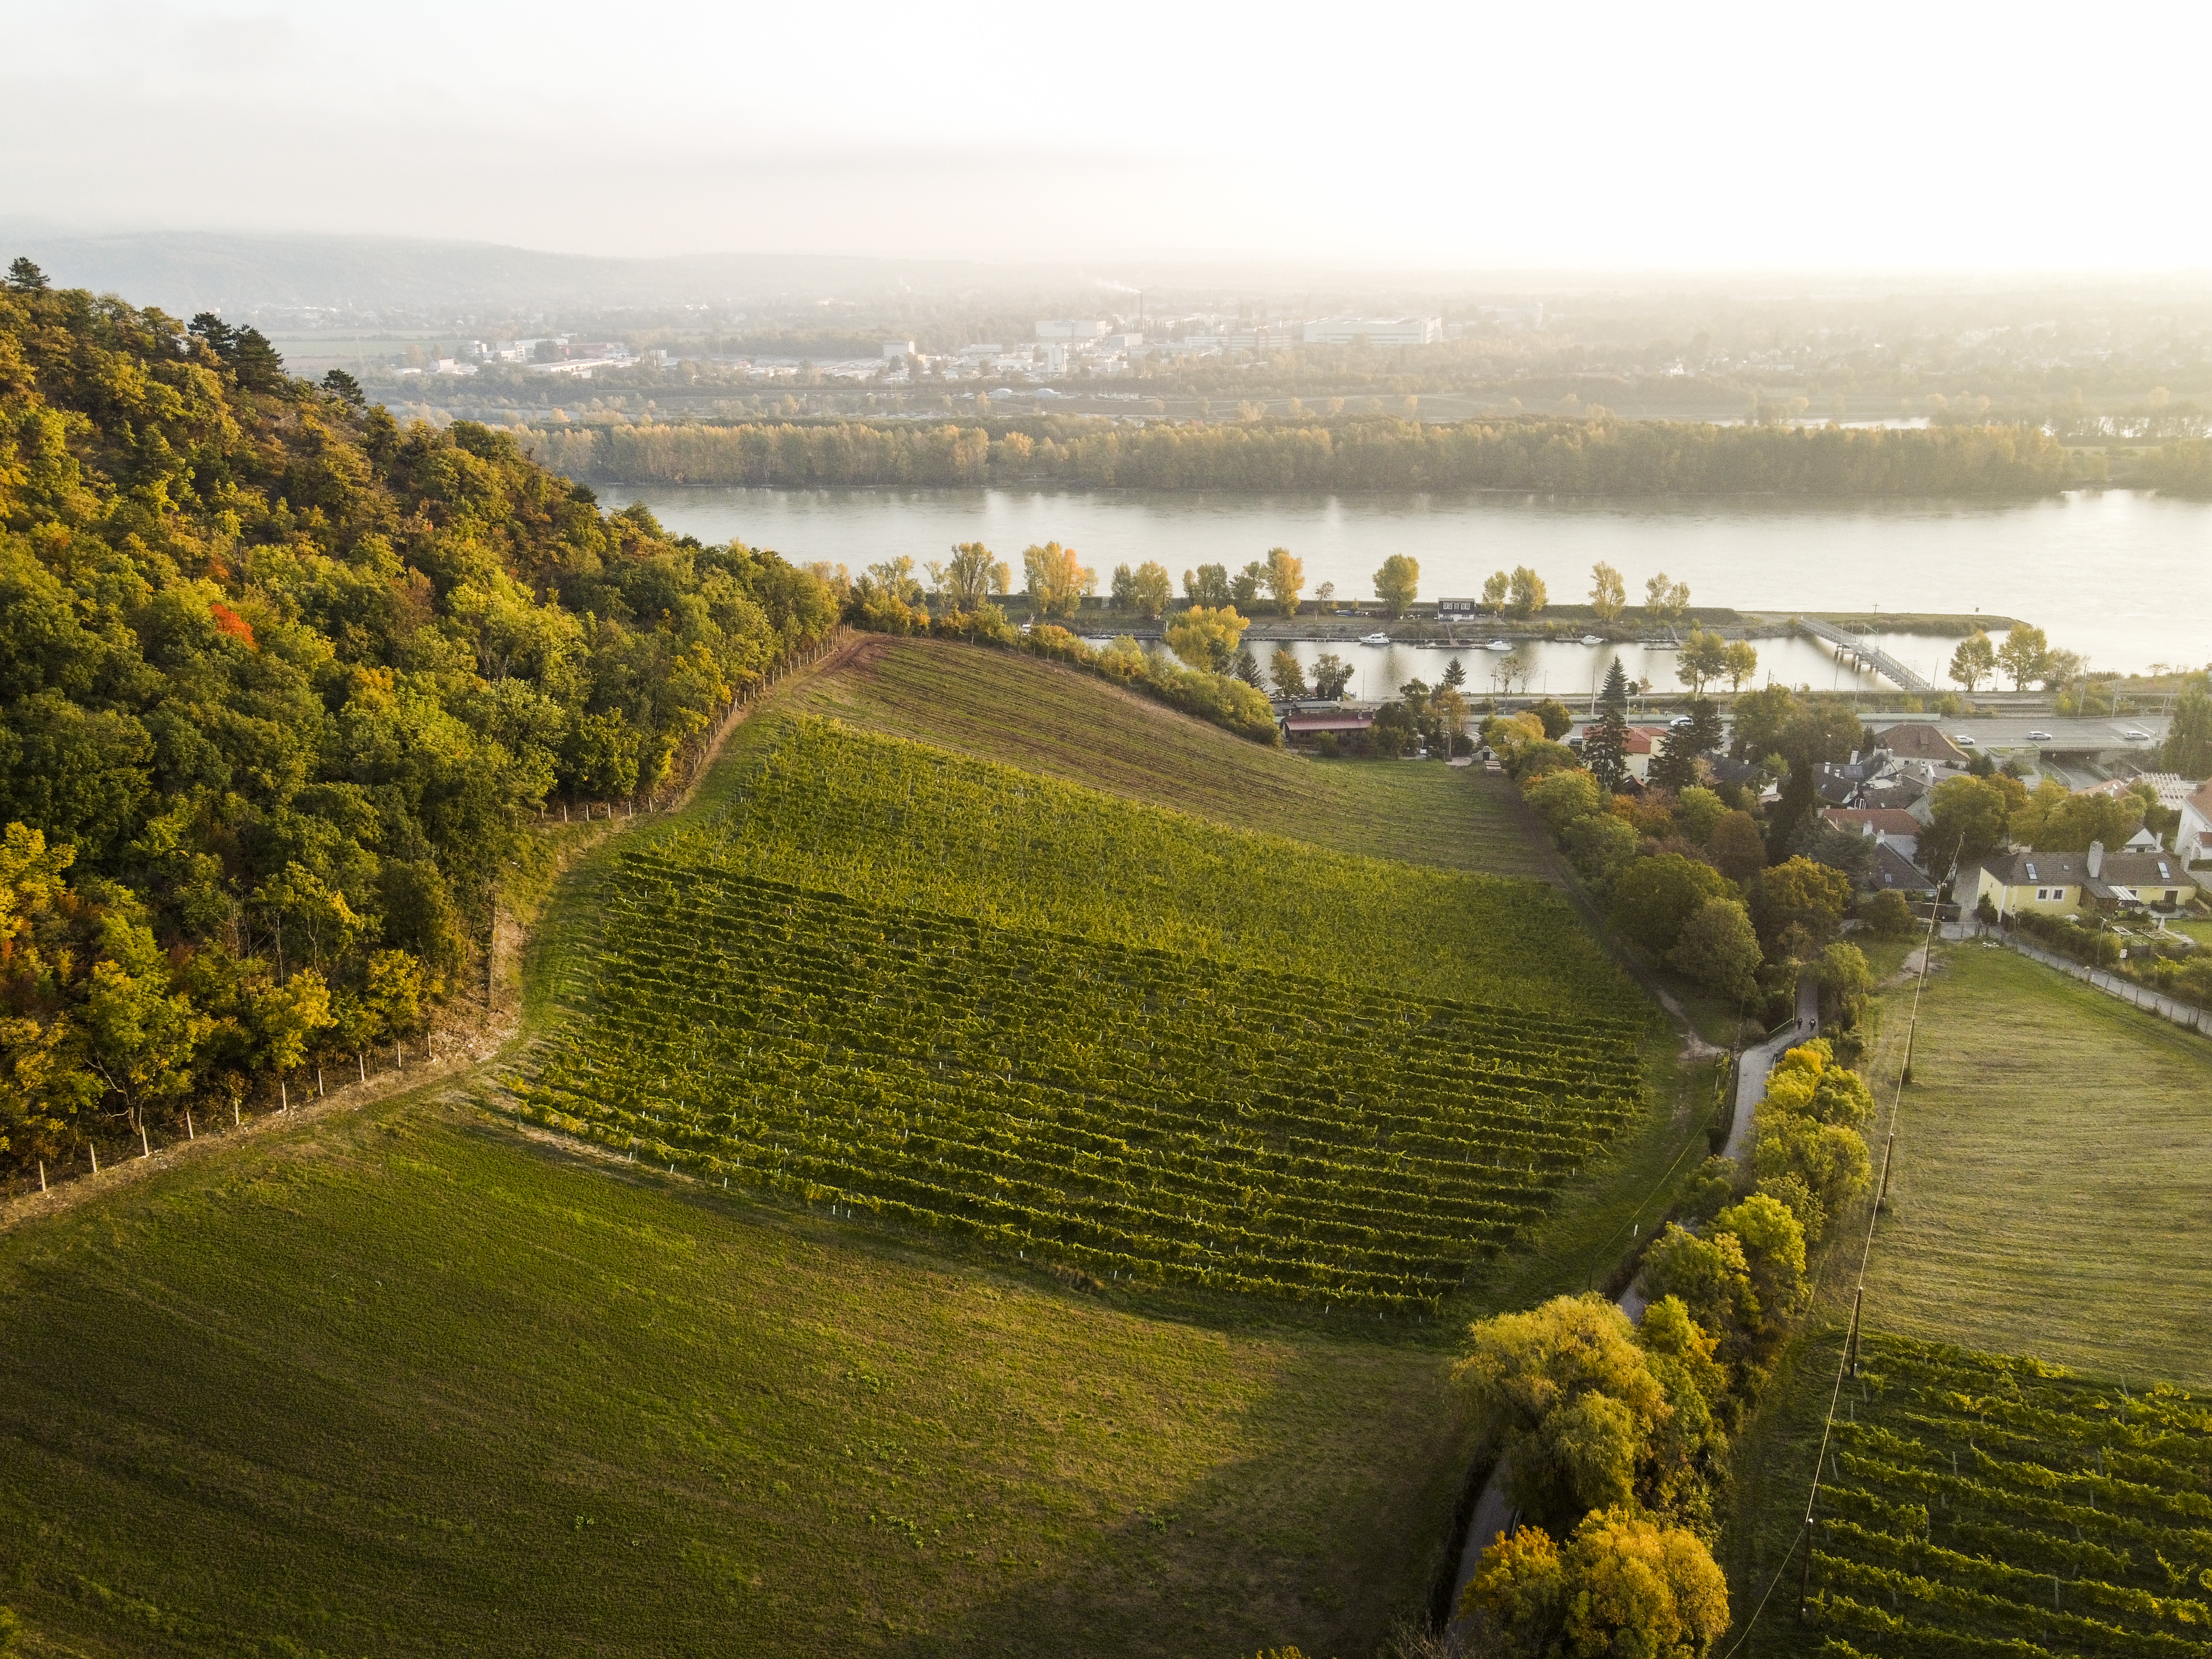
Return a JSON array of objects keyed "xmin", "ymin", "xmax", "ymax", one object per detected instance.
[
  {"xmin": 1718, "ymin": 941, "xmax": 2212, "ymax": 1656},
  {"xmin": 1855, "ymin": 945, "xmax": 2212, "ymax": 1387},
  {"xmin": 0, "ymin": 1097, "xmax": 1471, "ymax": 1658},
  {"xmin": 779, "ymin": 636, "xmax": 1555, "ymax": 879}
]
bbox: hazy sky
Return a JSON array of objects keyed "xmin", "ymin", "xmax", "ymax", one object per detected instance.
[{"xmin": 6, "ymin": 0, "xmax": 2208, "ymax": 272}]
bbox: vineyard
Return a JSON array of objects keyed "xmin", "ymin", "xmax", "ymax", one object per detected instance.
[
  {"xmin": 678, "ymin": 715, "xmax": 1627, "ymax": 1012},
  {"xmin": 1807, "ymin": 1333, "xmax": 2212, "ymax": 1659},
  {"xmin": 513, "ymin": 716, "xmax": 1649, "ymax": 1310}
]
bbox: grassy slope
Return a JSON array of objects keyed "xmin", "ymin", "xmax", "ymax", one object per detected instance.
[
  {"xmin": 1718, "ymin": 941, "xmax": 2212, "ymax": 1656},
  {"xmin": 0, "ymin": 644, "xmax": 1703, "ymax": 1658},
  {"xmin": 778, "ymin": 636, "xmax": 1555, "ymax": 879},
  {"xmin": 0, "ymin": 1099, "xmax": 1468, "ymax": 1659}
]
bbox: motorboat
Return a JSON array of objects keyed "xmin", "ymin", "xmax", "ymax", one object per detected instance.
[
  {"xmin": 1360, "ymin": 631, "xmax": 1390, "ymax": 646},
  {"xmin": 1581, "ymin": 634, "xmax": 1604, "ymax": 646},
  {"xmin": 1483, "ymin": 639, "xmax": 1514, "ymax": 652}
]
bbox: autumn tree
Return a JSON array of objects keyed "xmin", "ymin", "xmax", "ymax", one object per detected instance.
[
  {"xmin": 1508, "ymin": 565, "xmax": 1548, "ymax": 619},
  {"xmin": 1023, "ymin": 542, "xmax": 1094, "ymax": 619},
  {"xmin": 926, "ymin": 542, "xmax": 1008, "ymax": 608},
  {"xmin": 1164, "ymin": 605, "xmax": 1249, "ymax": 673},
  {"xmin": 1452, "ymin": 1295, "xmax": 1670, "ymax": 1526},
  {"xmin": 1183, "ymin": 564, "xmax": 1233, "ymax": 608},
  {"xmin": 1721, "ymin": 639, "xmax": 1759, "ymax": 691},
  {"xmin": 1262, "ymin": 547, "xmax": 1304, "ymax": 616},
  {"xmin": 1269, "ymin": 648, "xmax": 1309, "ymax": 699},
  {"xmin": 1310, "ymin": 652, "xmax": 1354, "ymax": 699},
  {"xmin": 1668, "ymin": 898, "xmax": 1761, "ymax": 1000},
  {"xmin": 1995, "ymin": 623, "xmax": 2049, "ymax": 690},
  {"xmin": 1373, "ymin": 554, "xmax": 1420, "ymax": 618},
  {"xmin": 1589, "ymin": 562, "xmax": 1626, "ymax": 622},
  {"xmin": 1676, "ymin": 628, "xmax": 1729, "ymax": 694},
  {"xmin": 1948, "ymin": 629, "xmax": 1996, "ymax": 692},
  {"xmin": 1108, "ymin": 559, "xmax": 1173, "ymax": 620},
  {"xmin": 1645, "ymin": 572, "xmax": 1690, "ymax": 623}
]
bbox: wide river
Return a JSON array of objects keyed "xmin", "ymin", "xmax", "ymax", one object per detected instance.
[{"xmin": 611, "ymin": 485, "xmax": 2211, "ymax": 685}]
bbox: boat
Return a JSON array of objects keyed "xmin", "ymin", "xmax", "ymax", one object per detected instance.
[
  {"xmin": 1483, "ymin": 639, "xmax": 1514, "ymax": 653},
  {"xmin": 1360, "ymin": 631, "xmax": 1390, "ymax": 646},
  {"xmin": 1581, "ymin": 634, "xmax": 1604, "ymax": 646}
]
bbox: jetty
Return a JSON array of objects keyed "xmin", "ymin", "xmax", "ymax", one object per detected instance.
[{"xmin": 1796, "ymin": 616, "xmax": 1934, "ymax": 693}]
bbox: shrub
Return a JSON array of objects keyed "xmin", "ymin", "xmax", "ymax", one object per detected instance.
[
  {"xmin": 1464, "ymin": 1510, "xmax": 1729, "ymax": 1659},
  {"xmin": 1713, "ymin": 1193, "xmax": 1809, "ymax": 1323},
  {"xmin": 1813, "ymin": 940, "xmax": 1874, "ymax": 1030},
  {"xmin": 1858, "ymin": 888, "xmax": 1917, "ymax": 938}
]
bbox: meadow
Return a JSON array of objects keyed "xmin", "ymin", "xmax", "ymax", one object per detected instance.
[
  {"xmin": 0, "ymin": 1097, "xmax": 1471, "ymax": 1658},
  {"xmin": 776, "ymin": 635, "xmax": 1557, "ymax": 879}
]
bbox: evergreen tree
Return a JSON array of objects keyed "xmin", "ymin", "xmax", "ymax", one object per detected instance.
[{"xmin": 1585, "ymin": 658, "xmax": 1631, "ymax": 794}]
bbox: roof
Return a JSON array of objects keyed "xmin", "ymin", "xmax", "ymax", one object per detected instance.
[
  {"xmin": 2184, "ymin": 780, "xmax": 2212, "ymax": 823},
  {"xmin": 1621, "ymin": 726, "xmax": 1669, "ymax": 756},
  {"xmin": 1979, "ymin": 848, "xmax": 2196, "ymax": 892},
  {"xmin": 1824, "ymin": 808, "xmax": 1923, "ymax": 839},
  {"xmin": 1705, "ymin": 755, "xmax": 1758, "ymax": 787},
  {"xmin": 1877, "ymin": 723, "xmax": 1969, "ymax": 764},
  {"xmin": 1870, "ymin": 841, "xmax": 1937, "ymax": 893}
]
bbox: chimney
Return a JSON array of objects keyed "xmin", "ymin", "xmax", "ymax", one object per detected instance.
[{"xmin": 2087, "ymin": 839, "xmax": 2104, "ymax": 878}]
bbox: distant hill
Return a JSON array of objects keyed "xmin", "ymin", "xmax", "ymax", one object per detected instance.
[{"xmin": 0, "ymin": 229, "xmax": 1001, "ymax": 315}]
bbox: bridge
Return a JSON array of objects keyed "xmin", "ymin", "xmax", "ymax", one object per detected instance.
[{"xmin": 1795, "ymin": 616, "xmax": 1936, "ymax": 693}]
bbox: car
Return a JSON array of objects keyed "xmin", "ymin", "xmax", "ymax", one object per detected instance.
[
  {"xmin": 1669, "ymin": 715, "xmax": 1697, "ymax": 729},
  {"xmin": 2026, "ymin": 729, "xmax": 2053, "ymax": 742},
  {"xmin": 2122, "ymin": 728, "xmax": 2152, "ymax": 742},
  {"xmin": 1954, "ymin": 733, "xmax": 1975, "ymax": 747}
]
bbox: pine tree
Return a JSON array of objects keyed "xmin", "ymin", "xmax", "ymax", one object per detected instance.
[{"xmin": 1586, "ymin": 658, "xmax": 1631, "ymax": 793}]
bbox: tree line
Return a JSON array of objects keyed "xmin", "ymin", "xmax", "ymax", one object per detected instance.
[
  {"xmin": 518, "ymin": 413, "xmax": 2072, "ymax": 496},
  {"xmin": 0, "ymin": 261, "xmax": 839, "ymax": 1175}
]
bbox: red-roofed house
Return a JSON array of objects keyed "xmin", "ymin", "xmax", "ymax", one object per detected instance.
[{"xmin": 1820, "ymin": 807, "xmax": 1922, "ymax": 860}]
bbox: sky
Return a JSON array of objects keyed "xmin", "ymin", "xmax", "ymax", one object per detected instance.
[{"xmin": 5, "ymin": 0, "xmax": 2209, "ymax": 273}]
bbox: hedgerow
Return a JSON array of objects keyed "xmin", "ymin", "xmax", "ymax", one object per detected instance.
[{"xmin": 1804, "ymin": 1334, "xmax": 2212, "ymax": 1659}]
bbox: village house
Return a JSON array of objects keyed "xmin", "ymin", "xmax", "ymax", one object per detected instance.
[{"xmin": 1969, "ymin": 840, "xmax": 2198, "ymax": 921}]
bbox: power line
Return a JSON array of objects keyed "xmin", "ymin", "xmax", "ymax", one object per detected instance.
[{"xmin": 1715, "ymin": 871, "xmax": 1950, "ymax": 1659}]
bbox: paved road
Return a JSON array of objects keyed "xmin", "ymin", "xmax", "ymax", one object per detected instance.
[{"xmin": 1445, "ymin": 976, "xmax": 1816, "ymax": 1637}]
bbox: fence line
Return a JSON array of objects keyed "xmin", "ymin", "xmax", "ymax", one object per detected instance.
[{"xmin": 1987, "ymin": 929, "xmax": 2210, "ymax": 1036}]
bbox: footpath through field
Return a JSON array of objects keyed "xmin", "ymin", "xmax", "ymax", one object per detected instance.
[{"xmin": 1444, "ymin": 973, "xmax": 1818, "ymax": 1639}]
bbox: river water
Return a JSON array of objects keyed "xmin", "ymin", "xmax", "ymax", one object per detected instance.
[{"xmin": 612, "ymin": 484, "xmax": 2212, "ymax": 681}]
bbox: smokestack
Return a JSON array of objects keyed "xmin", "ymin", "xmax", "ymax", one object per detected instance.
[{"xmin": 2088, "ymin": 839, "xmax": 2104, "ymax": 878}]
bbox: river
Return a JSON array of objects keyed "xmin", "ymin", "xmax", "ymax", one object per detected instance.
[{"xmin": 609, "ymin": 485, "xmax": 2212, "ymax": 681}]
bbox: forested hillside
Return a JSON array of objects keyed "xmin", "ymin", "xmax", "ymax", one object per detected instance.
[
  {"xmin": 522, "ymin": 413, "xmax": 2072, "ymax": 495},
  {"xmin": 0, "ymin": 264, "xmax": 836, "ymax": 1171}
]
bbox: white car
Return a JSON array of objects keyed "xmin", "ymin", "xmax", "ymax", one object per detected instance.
[
  {"xmin": 2026, "ymin": 729, "xmax": 2053, "ymax": 742},
  {"xmin": 2122, "ymin": 728, "xmax": 2152, "ymax": 742},
  {"xmin": 1954, "ymin": 733, "xmax": 1975, "ymax": 747}
]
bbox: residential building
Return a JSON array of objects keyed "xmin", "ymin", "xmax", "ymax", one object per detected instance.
[
  {"xmin": 1820, "ymin": 807, "xmax": 1923, "ymax": 860},
  {"xmin": 1869, "ymin": 841, "xmax": 1938, "ymax": 896},
  {"xmin": 2180, "ymin": 780, "xmax": 2212, "ymax": 863},
  {"xmin": 1969, "ymin": 841, "xmax": 2198, "ymax": 920},
  {"xmin": 1874, "ymin": 723, "xmax": 1971, "ymax": 768},
  {"xmin": 1283, "ymin": 704, "xmax": 1376, "ymax": 748}
]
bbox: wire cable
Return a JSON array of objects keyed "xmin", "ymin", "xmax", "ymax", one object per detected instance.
[{"xmin": 1714, "ymin": 871, "xmax": 1951, "ymax": 1658}]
